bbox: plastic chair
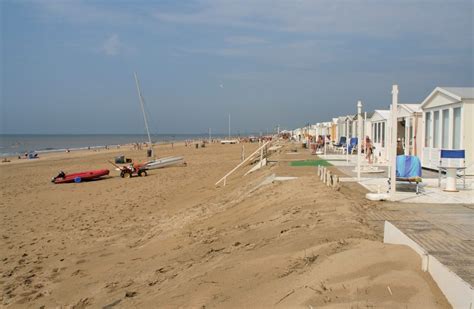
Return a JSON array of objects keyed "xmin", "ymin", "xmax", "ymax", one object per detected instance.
[
  {"xmin": 333, "ymin": 136, "xmax": 346, "ymax": 153},
  {"xmin": 348, "ymin": 137, "xmax": 358, "ymax": 154}
]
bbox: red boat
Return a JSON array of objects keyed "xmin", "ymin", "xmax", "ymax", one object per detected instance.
[{"xmin": 52, "ymin": 169, "xmax": 110, "ymax": 184}]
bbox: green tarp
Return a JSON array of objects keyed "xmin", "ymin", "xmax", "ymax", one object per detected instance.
[{"xmin": 290, "ymin": 160, "xmax": 332, "ymax": 167}]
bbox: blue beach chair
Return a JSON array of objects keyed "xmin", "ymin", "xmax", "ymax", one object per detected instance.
[
  {"xmin": 388, "ymin": 155, "xmax": 423, "ymax": 194},
  {"xmin": 348, "ymin": 137, "xmax": 358, "ymax": 154},
  {"xmin": 333, "ymin": 136, "xmax": 346, "ymax": 153},
  {"xmin": 334, "ymin": 136, "xmax": 346, "ymax": 148}
]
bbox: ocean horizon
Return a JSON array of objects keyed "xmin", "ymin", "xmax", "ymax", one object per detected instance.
[{"xmin": 0, "ymin": 133, "xmax": 254, "ymax": 157}]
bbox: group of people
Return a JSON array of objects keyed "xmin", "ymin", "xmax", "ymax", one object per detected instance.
[{"xmin": 312, "ymin": 134, "xmax": 375, "ymax": 164}]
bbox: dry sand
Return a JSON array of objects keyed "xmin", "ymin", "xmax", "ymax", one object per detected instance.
[{"xmin": 0, "ymin": 142, "xmax": 450, "ymax": 308}]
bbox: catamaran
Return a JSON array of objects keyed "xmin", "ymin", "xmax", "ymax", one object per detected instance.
[{"xmin": 133, "ymin": 72, "xmax": 186, "ymax": 170}]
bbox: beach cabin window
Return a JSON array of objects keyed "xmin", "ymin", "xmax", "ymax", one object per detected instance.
[
  {"xmin": 425, "ymin": 112, "xmax": 431, "ymax": 147},
  {"xmin": 442, "ymin": 109, "xmax": 449, "ymax": 149},
  {"xmin": 373, "ymin": 123, "xmax": 377, "ymax": 142},
  {"xmin": 381, "ymin": 122, "xmax": 385, "ymax": 147},
  {"xmin": 377, "ymin": 123, "xmax": 381, "ymax": 143},
  {"xmin": 433, "ymin": 111, "xmax": 440, "ymax": 148},
  {"xmin": 453, "ymin": 107, "xmax": 461, "ymax": 149}
]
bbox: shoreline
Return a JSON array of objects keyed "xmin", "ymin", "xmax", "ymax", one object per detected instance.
[
  {"xmin": 0, "ymin": 133, "xmax": 250, "ymax": 158},
  {"xmin": 0, "ymin": 134, "xmax": 252, "ymax": 160}
]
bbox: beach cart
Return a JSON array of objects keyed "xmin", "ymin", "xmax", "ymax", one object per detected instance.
[{"xmin": 108, "ymin": 161, "xmax": 148, "ymax": 178}]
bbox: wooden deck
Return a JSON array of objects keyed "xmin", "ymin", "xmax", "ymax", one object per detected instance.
[{"xmin": 367, "ymin": 203, "xmax": 474, "ymax": 286}]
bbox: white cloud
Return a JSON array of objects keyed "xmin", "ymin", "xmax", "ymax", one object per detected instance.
[
  {"xmin": 101, "ymin": 34, "xmax": 121, "ymax": 56},
  {"xmin": 35, "ymin": 1, "xmax": 135, "ymax": 25},
  {"xmin": 153, "ymin": 0, "xmax": 472, "ymax": 42}
]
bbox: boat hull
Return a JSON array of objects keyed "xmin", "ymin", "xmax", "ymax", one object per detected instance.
[
  {"xmin": 145, "ymin": 156, "xmax": 184, "ymax": 170},
  {"xmin": 53, "ymin": 169, "xmax": 110, "ymax": 184}
]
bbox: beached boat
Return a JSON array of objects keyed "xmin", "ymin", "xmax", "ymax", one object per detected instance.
[
  {"xmin": 145, "ymin": 156, "xmax": 185, "ymax": 169},
  {"xmin": 133, "ymin": 72, "xmax": 186, "ymax": 170},
  {"xmin": 52, "ymin": 169, "xmax": 109, "ymax": 184}
]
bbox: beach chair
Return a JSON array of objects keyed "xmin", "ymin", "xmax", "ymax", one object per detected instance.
[
  {"xmin": 438, "ymin": 149, "xmax": 466, "ymax": 189},
  {"xmin": 348, "ymin": 137, "xmax": 358, "ymax": 154},
  {"xmin": 388, "ymin": 155, "xmax": 423, "ymax": 194},
  {"xmin": 333, "ymin": 136, "xmax": 346, "ymax": 153}
]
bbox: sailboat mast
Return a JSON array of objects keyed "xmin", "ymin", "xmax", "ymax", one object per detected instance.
[{"xmin": 134, "ymin": 72, "xmax": 153, "ymax": 156}]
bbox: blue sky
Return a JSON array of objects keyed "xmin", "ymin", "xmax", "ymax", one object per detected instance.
[{"xmin": 1, "ymin": 0, "xmax": 473, "ymax": 134}]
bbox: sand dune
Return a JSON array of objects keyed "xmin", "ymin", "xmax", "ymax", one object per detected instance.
[{"xmin": 0, "ymin": 142, "xmax": 449, "ymax": 308}]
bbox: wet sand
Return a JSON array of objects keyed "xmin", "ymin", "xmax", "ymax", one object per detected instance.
[{"xmin": 0, "ymin": 141, "xmax": 450, "ymax": 308}]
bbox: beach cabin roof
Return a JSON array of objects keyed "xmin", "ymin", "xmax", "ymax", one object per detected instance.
[
  {"xmin": 369, "ymin": 110, "xmax": 390, "ymax": 122},
  {"xmin": 337, "ymin": 116, "xmax": 346, "ymax": 124},
  {"xmin": 398, "ymin": 103, "xmax": 421, "ymax": 118},
  {"xmin": 365, "ymin": 111, "xmax": 375, "ymax": 119},
  {"xmin": 421, "ymin": 87, "xmax": 474, "ymax": 109},
  {"xmin": 441, "ymin": 87, "xmax": 474, "ymax": 99},
  {"xmin": 337, "ymin": 115, "xmax": 354, "ymax": 124}
]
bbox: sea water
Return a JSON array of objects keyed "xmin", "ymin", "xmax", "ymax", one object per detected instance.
[{"xmin": 0, "ymin": 134, "xmax": 224, "ymax": 157}]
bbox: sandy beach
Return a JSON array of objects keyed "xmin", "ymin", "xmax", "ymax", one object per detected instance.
[{"xmin": 0, "ymin": 141, "xmax": 449, "ymax": 308}]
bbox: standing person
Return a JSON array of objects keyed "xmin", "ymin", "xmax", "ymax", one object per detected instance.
[{"xmin": 364, "ymin": 136, "xmax": 373, "ymax": 164}]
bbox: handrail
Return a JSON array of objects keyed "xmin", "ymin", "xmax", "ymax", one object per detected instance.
[{"xmin": 215, "ymin": 141, "xmax": 271, "ymax": 186}]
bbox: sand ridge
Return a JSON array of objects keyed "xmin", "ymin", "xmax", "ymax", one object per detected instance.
[{"xmin": 0, "ymin": 142, "xmax": 450, "ymax": 308}]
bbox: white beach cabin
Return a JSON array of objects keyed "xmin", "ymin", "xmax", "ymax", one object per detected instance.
[
  {"xmin": 364, "ymin": 111, "xmax": 374, "ymax": 141},
  {"xmin": 368, "ymin": 110, "xmax": 390, "ymax": 163},
  {"xmin": 421, "ymin": 87, "xmax": 474, "ymax": 174},
  {"xmin": 397, "ymin": 104, "xmax": 423, "ymax": 156},
  {"xmin": 336, "ymin": 116, "xmax": 348, "ymax": 144}
]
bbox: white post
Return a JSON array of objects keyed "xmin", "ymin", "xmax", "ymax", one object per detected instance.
[
  {"xmin": 390, "ymin": 85, "xmax": 399, "ymax": 199},
  {"xmin": 364, "ymin": 111, "xmax": 368, "ymax": 157},
  {"xmin": 307, "ymin": 124, "xmax": 310, "ymax": 152},
  {"xmin": 345, "ymin": 118, "xmax": 349, "ymax": 163},
  {"xmin": 357, "ymin": 101, "xmax": 363, "ymax": 181},
  {"xmin": 324, "ymin": 134, "xmax": 327, "ymax": 156},
  {"xmin": 405, "ymin": 117, "xmax": 410, "ymax": 155},
  {"xmin": 209, "ymin": 127, "xmax": 212, "ymax": 143}
]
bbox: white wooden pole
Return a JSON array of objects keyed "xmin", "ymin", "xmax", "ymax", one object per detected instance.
[
  {"xmin": 345, "ymin": 118, "xmax": 349, "ymax": 163},
  {"xmin": 405, "ymin": 117, "xmax": 410, "ymax": 155},
  {"xmin": 390, "ymin": 85, "xmax": 399, "ymax": 198},
  {"xmin": 357, "ymin": 101, "xmax": 363, "ymax": 181},
  {"xmin": 324, "ymin": 133, "xmax": 327, "ymax": 156},
  {"xmin": 364, "ymin": 111, "xmax": 368, "ymax": 157}
]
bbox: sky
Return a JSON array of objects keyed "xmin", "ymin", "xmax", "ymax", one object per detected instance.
[{"xmin": 1, "ymin": 0, "xmax": 473, "ymax": 134}]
